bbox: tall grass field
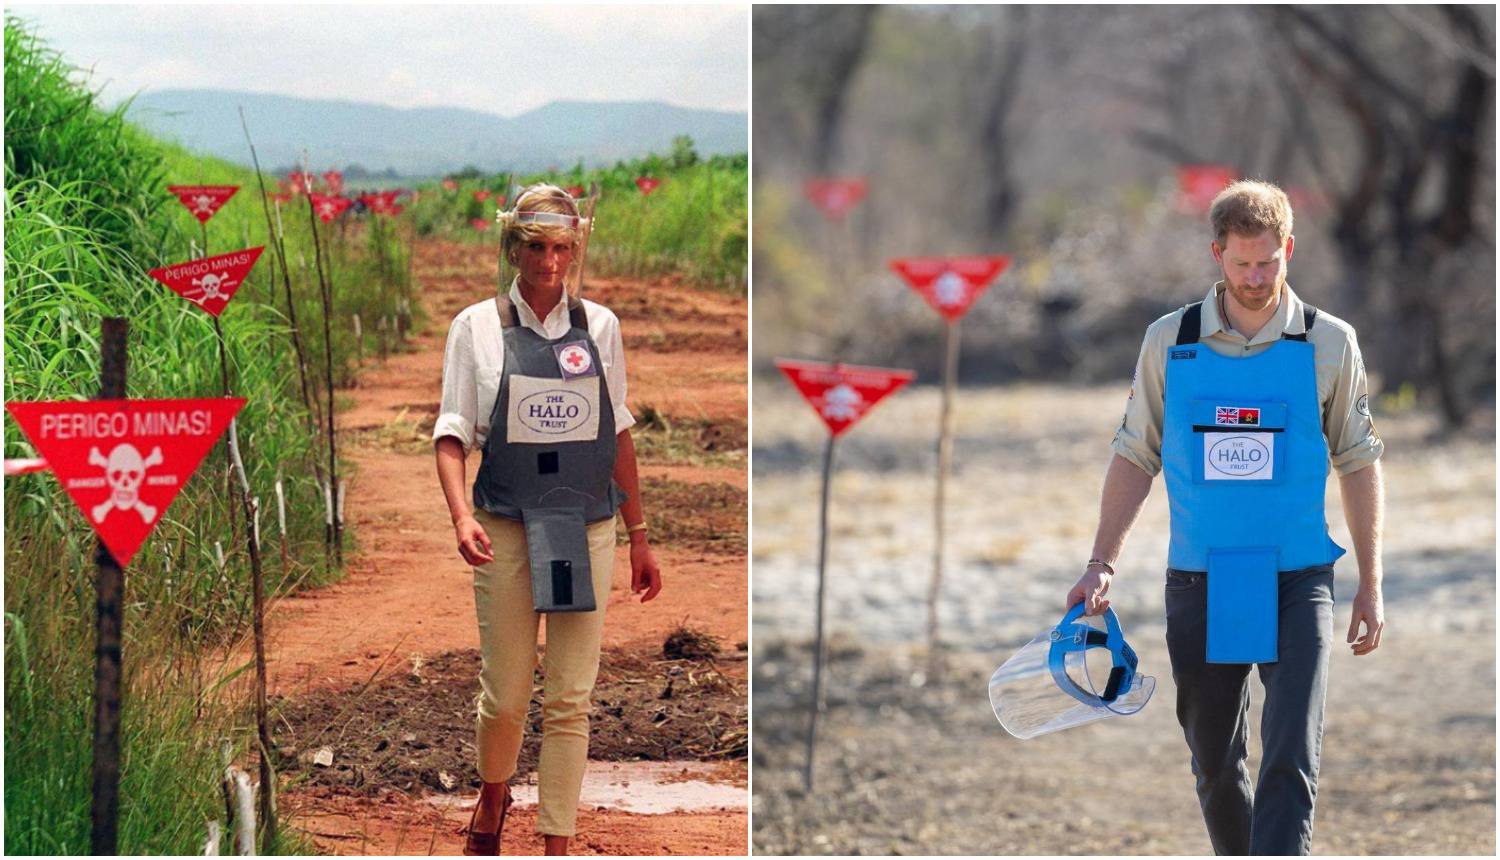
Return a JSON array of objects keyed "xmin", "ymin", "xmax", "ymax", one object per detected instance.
[
  {"xmin": 409, "ymin": 142, "xmax": 748, "ymax": 293},
  {"xmin": 5, "ymin": 18, "xmax": 410, "ymax": 853}
]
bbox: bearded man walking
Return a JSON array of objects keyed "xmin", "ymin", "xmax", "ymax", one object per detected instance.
[{"xmin": 1067, "ymin": 180, "xmax": 1385, "ymax": 855}]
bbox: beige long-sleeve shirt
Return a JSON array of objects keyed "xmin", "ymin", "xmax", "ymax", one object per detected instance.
[{"xmin": 1112, "ymin": 282, "xmax": 1383, "ymax": 477}]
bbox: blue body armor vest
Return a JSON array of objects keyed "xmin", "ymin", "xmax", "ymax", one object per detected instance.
[{"xmin": 1161, "ymin": 301, "xmax": 1345, "ymax": 663}]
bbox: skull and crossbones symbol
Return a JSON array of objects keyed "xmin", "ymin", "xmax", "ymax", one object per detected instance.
[
  {"xmin": 317, "ymin": 200, "xmax": 339, "ymax": 219},
  {"xmin": 190, "ymin": 194, "xmax": 218, "ymax": 216},
  {"xmin": 186, "ymin": 272, "xmax": 236, "ymax": 303},
  {"xmin": 821, "ymin": 384, "xmax": 864, "ymax": 421},
  {"xmin": 88, "ymin": 443, "xmax": 164, "ymax": 523}
]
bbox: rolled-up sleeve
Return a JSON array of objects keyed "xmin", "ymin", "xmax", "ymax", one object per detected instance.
[
  {"xmin": 1111, "ymin": 318, "xmax": 1169, "ymax": 476},
  {"xmin": 433, "ymin": 312, "xmax": 478, "ymax": 452},
  {"xmin": 598, "ymin": 308, "xmax": 635, "ymax": 433},
  {"xmin": 1323, "ymin": 328, "xmax": 1384, "ymax": 475}
]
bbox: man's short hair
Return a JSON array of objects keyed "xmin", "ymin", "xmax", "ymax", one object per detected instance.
[{"xmin": 1209, "ymin": 180, "xmax": 1294, "ymax": 247}]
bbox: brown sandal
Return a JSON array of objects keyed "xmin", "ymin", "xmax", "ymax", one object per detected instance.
[{"xmin": 462, "ymin": 784, "xmax": 512, "ymax": 855}]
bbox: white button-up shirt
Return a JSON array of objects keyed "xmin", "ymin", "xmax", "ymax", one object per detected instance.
[{"xmin": 434, "ymin": 281, "xmax": 635, "ymax": 454}]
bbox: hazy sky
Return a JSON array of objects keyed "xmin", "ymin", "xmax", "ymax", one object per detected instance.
[{"xmin": 8, "ymin": 5, "xmax": 748, "ymax": 115}]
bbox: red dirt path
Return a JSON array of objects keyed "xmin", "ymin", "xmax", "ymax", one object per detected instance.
[{"xmin": 256, "ymin": 239, "xmax": 747, "ymax": 855}]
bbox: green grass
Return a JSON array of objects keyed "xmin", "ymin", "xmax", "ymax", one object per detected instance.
[
  {"xmin": 408, "ymin": 148, "xmax": 748, "ymax": 293},
  {"xmin": 4, "ymin": 16, "xmax": 404, "ymax": 854}
]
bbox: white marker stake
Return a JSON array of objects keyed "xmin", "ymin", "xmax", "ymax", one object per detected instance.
[
  {"xmin": 353, "ymin": 313, "xmax": 362, "ymax": 340},
  {"xmin": 226, "ymin": 419, "xmax": 252, "ymax": 497},
  {"xmin": 252, "ymin": 497, "xmax": 261, "ymax": 549},
  {"xmin": 323, "ymin": 481, "xmax": 334, "ymax": 527},
  {"xmin": 275, "ymin": 479, "xmax": 286, "ymax": 537},
  {"xmin": 337, "ymin": 479, "xmax": 347, "ymax": 526},
  {"xmin": 274, "ymin": 198, "xmax": 285, "ymax": 241},
  {"xmin": 214, "ymin": 541, "xmax": 225, "ymax": 572}
]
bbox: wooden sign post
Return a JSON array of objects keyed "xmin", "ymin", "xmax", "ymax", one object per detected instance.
[{"xmin": 889, "ymin": 256, "xmax": 1011, "ymax": 674}]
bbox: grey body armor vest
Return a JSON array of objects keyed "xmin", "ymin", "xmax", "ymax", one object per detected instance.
[{"xmin": 474, "ymin": 294, "xmax": 625, "ymax": 612}]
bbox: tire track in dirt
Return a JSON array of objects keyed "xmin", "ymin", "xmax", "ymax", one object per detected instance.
[{"xmin": 261, "ymin": 238, "xmax": 747, "ymax": 855}]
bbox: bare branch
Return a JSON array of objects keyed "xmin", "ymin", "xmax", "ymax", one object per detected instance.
[
  {"xmin": 1279, "ymin": 6, "xmax": 1440, "ymax": 122},
  {"xmin": 1387, "ymin": 5, "xmax": 1495, "ymax": 78}
]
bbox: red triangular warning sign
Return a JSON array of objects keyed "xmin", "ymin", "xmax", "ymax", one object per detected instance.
[
  {"xmin": 361, "ymin": 190, "xmax": 402, "ymax": 215},
  {"xmin": 1288, "ymin": 185, "xmax": 1328, "ymax": 216},
  {"xmin": 803, "ymin": 178, "xmax": 866, "ymax": 223},
  {"xmin": 148, "ymin": 246, "xmax": 264, "ymax": 317},
  {"xmin": 167, "ymin": 185, "xmax": 239, "ymax": 224},
  {"xmin": 470, "ymin": 218, "xmax": 490, "ymax": 232},
  {"xmin": 635, "ymin": 177, "xmax": 661, "ymax": 196},
  {"xmin": 321, "ymin": 171, "xmax": 344, "ymax": 194},
  {"xmin": 5, "ymin": 398, "xmax": 245, "ymax": 567},
  {"xmin": 1177, "ymin": 164, "xmax": 1237, "ymax": 213},
  {"xmin": 310, "ymin": 194, "xmax": 352, "ymax": 223},
  {"xmin": 473, "ymin": 190, "xmax": 492, "ymax": 202},
  {"xmin": 566, "ymin": 185, "xmax": 585, "ymax": 198},
  {"xmin": 775, "ymin": 359, "xmax": 914, "ymax": 438},
  {"xmin": 889, "ymin": 255, "xmax": 1012, "ymax": 322}
]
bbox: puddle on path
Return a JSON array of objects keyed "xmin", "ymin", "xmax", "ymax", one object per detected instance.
[{"xmin": 425, "ymin": 761, "xmax": 747, "ymax": 815}]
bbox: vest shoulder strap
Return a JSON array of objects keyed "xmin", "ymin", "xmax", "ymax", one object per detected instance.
[
  {"xmin": 1175, "ymin": 302, "xmax": 1204, "ymax": 346},
  {"xmin": 495, "ymin": 294, "xmax": 588, "ymax": 332},
  {"xmin": 1176, "ymin": 300, "xmax": 1320, "ymax": 345},
  {"xmin": 493, "ymin": 295, "xmax": 521, "ymax": 329},
  {"xmin": 1282, "ymin": 304, "xmax": 1319, "ymax": 342},
  {"xmin": 568, "ymin": 299, "xmax": 588, "ymax": 331}
]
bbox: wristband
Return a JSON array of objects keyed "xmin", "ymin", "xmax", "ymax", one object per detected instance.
[
  {"xmin": 1087, "ymin": 558, "xmax": 1116, "ymax": 575},
  {"xmin": 627, "ymin": 522, "xmax": 648, "ymax": 534}
]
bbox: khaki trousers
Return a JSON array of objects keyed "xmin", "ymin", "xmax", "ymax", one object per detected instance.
[{"xmin": 471, "ymin": 509, "xmax": 617, "ymax": 837}]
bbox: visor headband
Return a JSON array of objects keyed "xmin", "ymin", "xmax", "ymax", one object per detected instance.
[
  {"xmin": 498, "ymin": 209, "xmax": 588, "ymax": 228},
  {"xmin": 1047, "ymin": 605, "xmax": 1139, "ymax": 707}
]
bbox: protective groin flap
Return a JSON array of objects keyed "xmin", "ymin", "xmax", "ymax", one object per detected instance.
[
  {"xmin": 521, "ymin": 507, "xmax": 596, "ymax": 613},
  {"xmin": 1207, "ymin": 547, "xmax": 1278, "ymax": 663}
]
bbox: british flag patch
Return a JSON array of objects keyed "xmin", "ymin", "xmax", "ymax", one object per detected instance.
[{"xmin": 1216, "ymin": 406, "xmax": 1260, "ymax": 426}]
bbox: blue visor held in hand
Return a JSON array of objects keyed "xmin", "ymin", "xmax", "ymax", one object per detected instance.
[{"xmin": 988, "ymin": 604, "xmax": 1155, "ymax": 740}]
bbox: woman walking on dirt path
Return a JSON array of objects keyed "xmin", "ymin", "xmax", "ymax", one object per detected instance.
[{"xmin": 435, "ymin": 183, "xmax": 663, "ymax": 855}]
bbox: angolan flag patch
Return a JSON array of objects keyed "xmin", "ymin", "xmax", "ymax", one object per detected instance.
[{"xmin": 1216, "ymin": 406, "xmax": 1260, "ymax": 426}]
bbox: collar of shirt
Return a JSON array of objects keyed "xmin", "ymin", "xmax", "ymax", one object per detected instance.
[
  {"xmin": 506, "ymin": 277, "xmax": 575, "ymax": 339},
  {"xmin": 1200, "ymin": 281, "xmax": 1307, "ymax": 346}
]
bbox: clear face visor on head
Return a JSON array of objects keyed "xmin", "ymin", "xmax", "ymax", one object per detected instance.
[
  {"xmin": 988, "ymin": 604, "xmax": 1155, "ymax": 740},
  {"xmin": 497, "ymin": 184, "xmax": 600, "ymax": 303}
]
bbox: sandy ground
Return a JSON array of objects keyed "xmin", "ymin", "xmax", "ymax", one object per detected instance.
[
  {"xmin": 241, "ymin": 239, "xmax": 748, "ymax": 855},
  {"xmin": 751, "ymin": 379, "xmax": 1495, "ymax": 855}
]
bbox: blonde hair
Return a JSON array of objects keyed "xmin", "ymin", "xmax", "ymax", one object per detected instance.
[
  {"xmin": 498, "ymin": 183, "xmax": 582, "ymax": 267},
  {"xmin": 1209, "ymin": 180, "xmax": 1294, "ymax": 247}
]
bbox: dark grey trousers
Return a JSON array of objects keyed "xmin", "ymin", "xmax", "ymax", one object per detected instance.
[{"xmin": 1164, "ymin": 564, "xmax": 1335, "ymax": 856}]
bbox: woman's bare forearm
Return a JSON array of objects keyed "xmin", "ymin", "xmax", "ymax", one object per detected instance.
[
  {"xmin": 435, "ymin": 435, "xmax": 473, "ymax": 524},
  {"xmin": 613, "ymin": 429, "xmax": 646, "ymax": 532}
]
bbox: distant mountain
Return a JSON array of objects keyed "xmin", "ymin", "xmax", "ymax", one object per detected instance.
[{"xmin": 119, "ymin": 90, "xmax": 746, "ymax": 176}]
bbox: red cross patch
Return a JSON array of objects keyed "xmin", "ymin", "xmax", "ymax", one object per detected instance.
[{"xmin": 553, "ymin": 342, "xmax": 596, "ymax": 379}]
